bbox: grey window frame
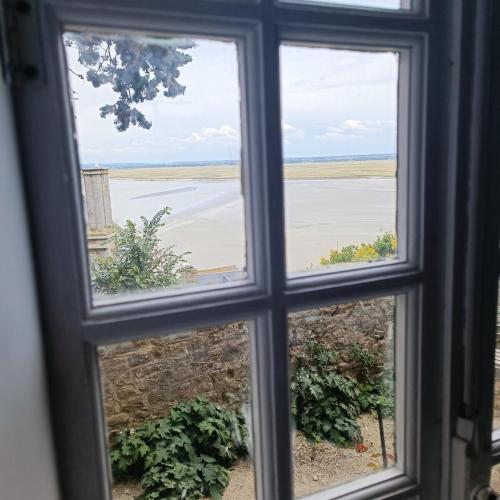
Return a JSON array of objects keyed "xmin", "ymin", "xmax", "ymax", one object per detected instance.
[
  {"xmin": 8, "ymin": 0, "xmax": 495, "ymax": 499},
  {"xmin": 447, "ymin": 1, "xmax": 500, "ymax": 498}
]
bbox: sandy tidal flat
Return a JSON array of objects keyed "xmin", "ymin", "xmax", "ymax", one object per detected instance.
[
  {"xmin": 108, "ymin": 176, "xmax": 396, "ymax": 273},
  {"xmin": 108, "ymin": 160, "xmax": 396, "ymax": 181}
]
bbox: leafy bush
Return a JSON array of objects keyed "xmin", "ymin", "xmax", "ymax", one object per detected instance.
[
  {"xmin": 92, "ymin": 207, "xmax": 190, "ymax": 294},
  {"xmin": 373, "ymin": 232, "xmax": 397, "ymax": 258},
  {"xmin": 349, "ymin": 342, "xmax": 382, "ymax": 382},
  {"xmin": 291, "ymin": 341, "xmax": 362, "ymax": 446},
  {"xmin": 110, "ymin": 398, "xmax": 248, "ymax": 499},
  {"xmin": 320, "ymin": 231, "xmax": 397, "ymax": 266},
  {"xmin": 349, "ymin": 343, "xmax": 394, "ymax": 417},
  {"xmin": 320, "ymin": 244, "xmax": 357, "ymax": 265},
  {"xmin": 291, "ymin": 340, "xmax": 396, "ymax": 447}
]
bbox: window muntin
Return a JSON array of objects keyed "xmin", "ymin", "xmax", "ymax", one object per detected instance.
[
  {"xmin": 64, "ymin": 31, "xmax": 250, "ymax": 304},
  {"xmin": 280, "ymin": 45, "xmax": 399, "ymax": 277}
]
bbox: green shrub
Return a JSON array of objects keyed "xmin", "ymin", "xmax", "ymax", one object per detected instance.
[
  {"xmin": 92, "ymin": 207, "xmax": 190, "ymax": 294},
  {"xmin": 349, "ymin": 343, "xmax": 394, "ymax": 417},
  {"xmin": 110, "ymin": 398, "xmax": 248, "ymax": 499},
  {"xmin": 320, "ymin": 244, "xmax": 357, "ymax": 265},
  {"xmin": 349, "ymin": 342, "xmax": 382, "ymax": 382},
  {"xmin": 290, "ymin": 340, "xmax": 396, "ymax": 447},
  {"xmin": 320, "ymin": 231, "xmax": 397, "ymax": 266},
  {"xmin": 373, "ymin": 232, "xmax": 397, "ymax": 258},
  {"xmin": 290, "ymin": 341, "xmax": 362, "ymax": 446}
]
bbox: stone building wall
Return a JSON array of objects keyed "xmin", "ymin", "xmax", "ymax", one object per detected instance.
[{"xmin": 99, "ymin": 297, "xmax": 394, "ymax": 432}]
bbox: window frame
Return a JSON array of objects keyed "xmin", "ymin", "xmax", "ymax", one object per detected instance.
[
  {"xmin": 9, "ymin": 0, "xmax": 475, "ymax": 499},
  {"xmin": 448, "ymin": 0, "xmax": 500, "ymax": 495}
]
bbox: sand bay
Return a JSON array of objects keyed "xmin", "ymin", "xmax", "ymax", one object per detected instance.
[
  {"xmin": 107, "ymin": 160, "xmax": 397, "ymax": 273},
  {"xmin": 108, "ymin": 159, "xmax": 396, "ymax": 181}
]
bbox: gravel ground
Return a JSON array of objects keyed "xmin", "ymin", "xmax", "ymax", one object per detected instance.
[{"xmin": 113, "ymin": 413, "xmax": 395, "ymax": 499}]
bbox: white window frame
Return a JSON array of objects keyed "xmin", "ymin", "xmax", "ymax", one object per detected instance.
[{"xmin": 8, "ymin": 0, "xmax": 495, "ymax": 499}]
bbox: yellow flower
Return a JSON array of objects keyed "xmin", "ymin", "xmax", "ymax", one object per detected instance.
[{"xmin": 352, "ymin": 244, "xmax": 379, "ymax": 262}]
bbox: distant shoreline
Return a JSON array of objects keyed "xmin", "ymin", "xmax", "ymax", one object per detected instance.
[
  {"xmin": 82, "ymin": 153, "xmax": 395, "ymax": 171},
  {"xmin": 107, "ymin": 159, "xmax": 396, "ymax": 181}
]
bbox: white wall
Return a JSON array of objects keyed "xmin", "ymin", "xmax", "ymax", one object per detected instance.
[{"xmin": 0, "ymin": 78, "xmax": 60, "ymax": 498}]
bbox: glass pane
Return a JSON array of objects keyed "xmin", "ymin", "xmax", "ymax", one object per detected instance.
[
  {"xmin": 99, "ymin": 322, "xmax": 255, "ymax": 499},
  {"xmin": 64, "ymin": 32, "xmax": 247, "ymax": 303},
  {"xmin": 280, "ymin": 45, "xmax": 399, "ymax": 276},
  {"xmin": 288, "ymin": 297, "xmax": 397, "ymax": 496},
  {"xmin": 279, "ymin": 0, "xmax": 411, "ymax": 10}
]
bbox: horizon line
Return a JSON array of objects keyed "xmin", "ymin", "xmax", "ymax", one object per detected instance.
[{"xmin": 81, "ymin": 152, "xmax": 396, "ymax": 168}]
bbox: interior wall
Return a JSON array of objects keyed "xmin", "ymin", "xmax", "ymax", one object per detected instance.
[{"xmin": 0, "ymin": 76, "xmax": 60, "ymax": 498}]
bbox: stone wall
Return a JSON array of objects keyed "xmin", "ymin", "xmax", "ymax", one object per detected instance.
[{"xmin": 99, "ymin": 297, "xmax": 394, "ymax": 432}]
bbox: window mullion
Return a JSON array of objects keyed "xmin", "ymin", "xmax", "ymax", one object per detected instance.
[{"xmin": 249, "ymin": 7, "xmax": 294, "ymax": 499}]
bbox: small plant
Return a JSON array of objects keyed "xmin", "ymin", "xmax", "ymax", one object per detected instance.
[
  {"xmin": 349, "ymin": 343, "xmax": 382, "ymax": 382},
  {"xmin": 373, "ymin": 232, "xmax": 397, "ymax": 258},
  {"xmin": 110, "ymin": 398, "xmax": 248, "ymax": 499},
  {"xmin": 349, "ymin": 343, "xmax": 394, "ymax": 416},
  {"xmin": 291, "ymin": 340, "xmax": 362, "ymax": 446},
  {"xmin": 92, "ymin": 207, "xmax": 190, "ymax": 294},
  {"xmin": 320, "ymin": 244, "xmax": 357, "ymax": 265},
  {"xmin": 320, "ymin": 231, "xmax": 397, "ymax": 266}
]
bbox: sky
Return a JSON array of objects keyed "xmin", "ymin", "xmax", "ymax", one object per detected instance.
[{"xmin": 66, "ymin": 33, "xmax": 398, "ymax": 165}]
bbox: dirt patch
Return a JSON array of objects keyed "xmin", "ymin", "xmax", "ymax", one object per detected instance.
[
  {"xmin": 112, "ymin": 413, "xmax": 394, "ymax": 499},
  {"xmin": 493, "ymin": 379, "xmax": 500, "ymax": 429},
  {"xmin": 491, "ymin": 464, "xmax": 500, "ymax": 492},
  {"xmin": 293, "ymin": 414, "xmax": 395, "ymax": 497},
  {"xmin": 113, "ymin": 482, "xmax": 143, "ymax": 500}
]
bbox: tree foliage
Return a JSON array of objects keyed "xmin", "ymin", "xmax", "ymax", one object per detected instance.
[
  {"xmin": 91, "ymin": 207, "xmax": 189, "ymax": 294},
  {"xmin": 65, "ymin": 33, "xmax": 195, "ymax": 131}
]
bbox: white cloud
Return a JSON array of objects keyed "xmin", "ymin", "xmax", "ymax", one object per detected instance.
[
  {"xmin": 282, "ymin": 120, "xmax": 296, "ymax": 132},
  {"xmin": 315, "ymin": 119, "xmax": 396, "ymax": 140},
  {"xmin": 281, "ymin": 120, "xmax": 305, "ymax": 141},
  {"xmin": 201, "ymin": 125, "xmax": 239, "ymax": 140},
  {"xmin": 166, "ymin": 125, "xmax": 240, "ymax": 144},
  {"xmin": 343, "ymin": 119, "xmax": 366, "ymax": 130}
]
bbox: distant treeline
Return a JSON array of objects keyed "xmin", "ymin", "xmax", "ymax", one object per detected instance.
[{"xmin": 81, "ymin": 153, "xmax": 395, "ymax": 170}]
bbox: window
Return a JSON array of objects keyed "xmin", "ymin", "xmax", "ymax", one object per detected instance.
[
  {"xmin": 280, "ymin": 45, "xmax": 400, "ymax": 276},
  {"xmin": 65, "ymin": 32, "xmax": 251, "ymax": 303},
  {"xmin": 10, "ymin": 0, "xmax": 500, "ymax": 499},
  {"xmin": 98, "ymin": 321, "xmax": 256, "ymax": 499}
]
